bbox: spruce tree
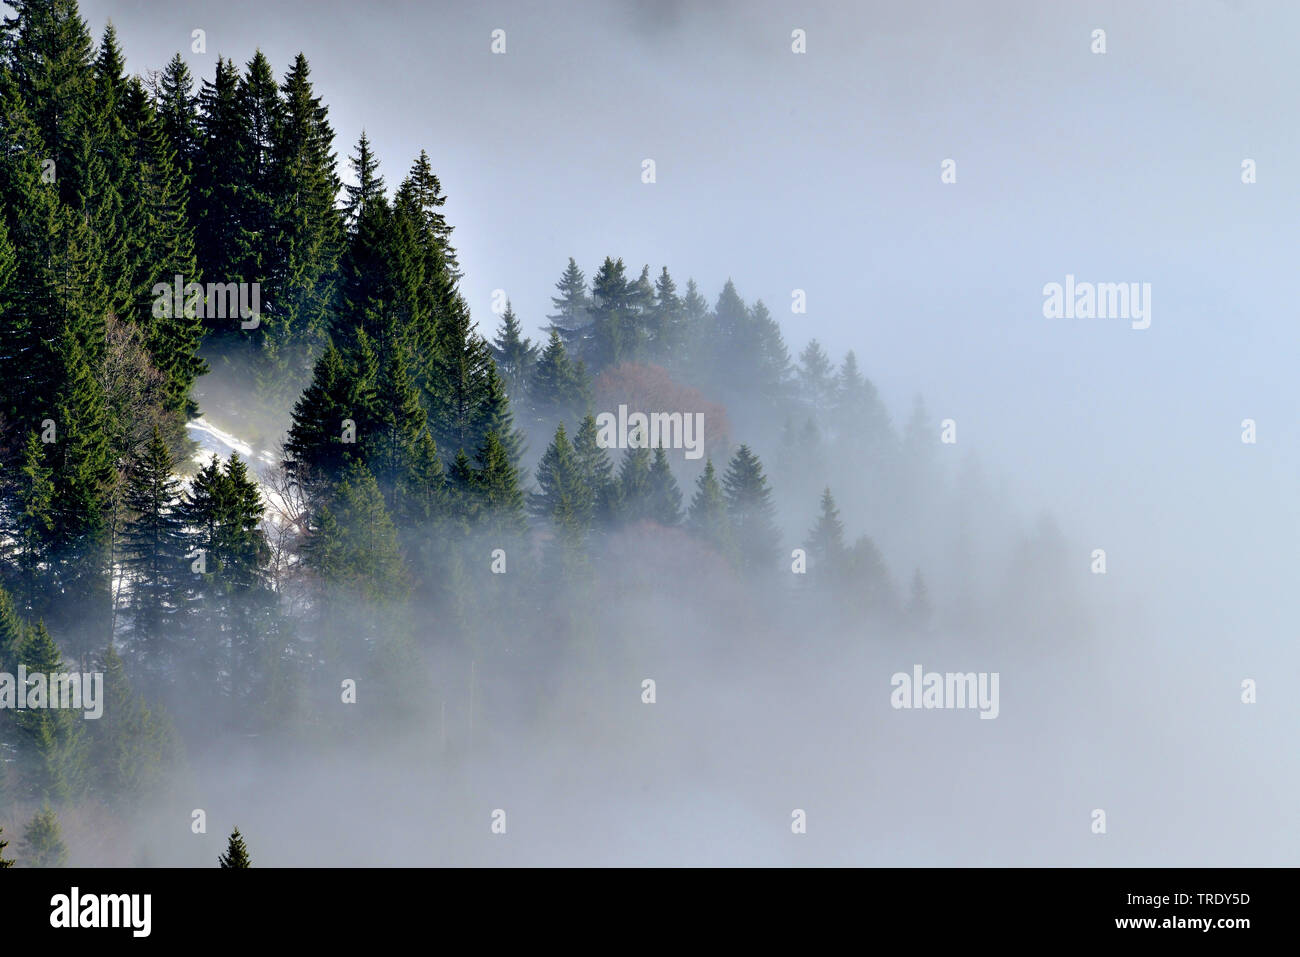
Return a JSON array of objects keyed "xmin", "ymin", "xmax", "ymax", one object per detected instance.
[
  {"xmin": 588, "ymin": 256, "xmax": 630, "ymax": 369},
  {"xmin": 650, "ymin": 266, "xmax": 683, "ymax": 358},
  {"xmin": 721, "ymin": 445, "xmax": 779, "ymax": 574},
  {"xmin": 120, "ymin": 427, "xmax": 188, "ymax": 677},
  {"xmin": 646, "ymin": 447, "xmax": 682, "ymax": 526},
  {"xmin": 531, "ymin": 423, "xmax": 592, "ymax": 541},
  {"xmin": 572, "ymin": 414, "xmax": 615, "ymax": 527},
  {"xmin": 490, "ymin": 301, "xmax": 537, "ymax": 400},
  {"xmin": 218, "ymin": 827, "xmax": 251, "ymax": 867},
  {"xmin": 193, "ymin": 57, "xmax": 247, "ymax": 319},
  {"xmin": 471, "ymin": 431, "xmax": 527, "ymax": 539},
  {"xmin": 266, "ymin": 53, "xmax": 343, "ymax": 390},
  {"xmin": 547, "ymin": 257, "xmax": 590, "ymax": 353},
  {"xmin": 615, "ymin": 446, "xmax": 653, "ymax": 524},
  {"xmin": 531, "ymin": 329, "xmax": 589, "ymax": 426},
  {"xmin": 152, "ymin": 53, "xmax": 200, "ymax": 183},
  {"xmin": 90, "ymin": 643, "xmax": 175, "ymax": 803},
  {"xmin": 686, "ymin": 458, "xmax": 731, "ymax": 557},
  {"xmin": 21, "ymin": 803, "xmax": 67, "ymax": 867},
  {"xmin": 805, "ymin": 487, "xmax": 846, "ymax": 580},
  {"xmin": 797, "ymin": 340, "xmax": 835, "ymax": 411},
  {"xmin": 13, "ymin": 621, "xmax": 89, "ymax": 801}
]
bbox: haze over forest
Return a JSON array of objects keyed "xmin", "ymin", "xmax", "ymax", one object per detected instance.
[{"xmin": 0, "ymin": 0, "xmax": 1294, "ymax": 866}]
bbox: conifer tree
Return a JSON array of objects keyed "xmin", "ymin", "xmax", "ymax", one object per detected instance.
[
  {"xmin": 847, "ymin": 534, "xmax": 895, "ymax": 618},
  {"xmin": 121, "ymin": 77, "xmax": 204, "ymax": 419},
  {"xmin": 258, "ymin": 53, "xmax": 343, "ymax": 391},
  {"xmin": 531, "ymin": 423, "xmax": 592, "ymax": 541},
  {"xmin": 805, "ymin": 487, "xmax": 846, "ymax": 579},
  {"xmin": 615, "ymin": 446, "xmax": 653, "ymax": 524},
  {"xmin": 0, "ymin": 826, "xmax": 12, "ymax": 867},
  {"xmin": 13, "ymin": 621, "xmax": 89, "ymax": 801},
  {"xmin": 572, "ymin": 414, "xmax": 615, "ymax": 527},
  {"xmin": 650, "ymin": 266, "xmax": 683, "ymax": 358},
  {"xmin": 0, "ymin": 584, "xmax": 24, "ymax": 674},
  {"xmin": 193, "ymin": 57, "xmax": 247, "ymax": 317},
  {"xmin": 22, "ymin": 803, "xmax": 67, "ymax": 867},
  {"xmin": 90, "ymin": 643, "xmax": 175, "ymax": 802},
  {"xmin": 490, "ymin": 301, "xmax": 537, "ymax": 400},
  {"xmin": 547, "ymin": 257, "xmax": 590, "ymax": 353},
  {"xmin": 8, "ymin": 431, "xmax": 55, "ymax": 618},
  {"xmin": 152, "ymin": 53, "xmax": 200, "ymax": 182},
  {"xmin": 531, "ymin": 330, "xmax": 589, "ymax": 426},
  {"xmin": 646, "ymin": 447, "xmax": 682, "ymax": 526},
  {"xmin": 722, "ymin": 445, "xmax": 779, "ymax": 574},
  {"xmin": 218, "ymin": 827, "xmax": 251, "ymax": 868},
  {"xmin": 797, "ymin": 340, "xmax": 835, "ymax": 411},
  {"xmin": 686, "ymin": 458, "xmax": 731, "ymax": 557},
  {"xmin": 471, "ymin": 431, "xmax": 527, "ymax": 538},
  {"xmin": 303, "ymin": 462, "xmax": 408, "ymax": 603},
  {"xmin": 284, "ymin": 344, "xmax": 370, "ymax": 496},
  {"xmin": 120, "ymin": 427, "xmax": 188, "ymax": 676},
  {"xmin": 588, "ymin": 256, "xmax": 631, "ymax": 369}
]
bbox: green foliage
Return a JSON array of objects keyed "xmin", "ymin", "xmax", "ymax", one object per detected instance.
[
  {"xmin": 22, "ymin": 802, "xmax": 67, "ymax": 867},
  {"xmin": 218, "ymin": 827, "xmax": 251, "ymax": 867}
]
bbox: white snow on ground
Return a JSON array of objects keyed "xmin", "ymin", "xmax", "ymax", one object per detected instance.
[
  {"xmin": 186, "ymin": 416, "xmax": 255, "ymax": 466},
  {"xmin": 184, "ymin": 417, "xmax": 291, "ymax": 528}
]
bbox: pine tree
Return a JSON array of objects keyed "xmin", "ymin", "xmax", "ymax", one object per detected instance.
[
  {"xmin": 797, "ymin": 340, "xmax": 835, "ymax": 411},
  {"xmin": 531, "ymin": 423, "xmax": 592, "ymax": 541},
  {"xmin": 267, "ymin": 53, "xmax": 342, "ymax": 389},
  {"xmin": 572, "ymin": 414, "xmax": 615, "ymax": 527},
  {"xmin": 646, "ymin": 447, "xmax": 682, "ymax": 526},
  {"xmin": 13, "ymin": 621, "xmax": 89, "ymax": 801},
  {"xmin": 121, "ymin": 77, "xmax": 204, "ymax": 419},
  {"xmin": 678, "ymin": 278, "xmax": 710, "ymax": 381},
  {"xmin": 1, "ymin": 0, "xmax": 97, "ymax": 212},
  {"xmin": 303, "ymin": 462, "xmax": 408, "ymax": 603},
  {"xmin": 0, "ymin": 826, "xmax": 13, "ymax": 867},
  {"xmin": 218, "ymin": 827, "xmax": 251, "ymax": 867},
  {"xmin": 471, "ymin": 431, "xmax": 527, "ymax": 538},
  {"xmin": 284, "ymin": 344, "xmax": 370, "ymax": 496},
  {"xmin": 179, "ymin": 454, "xmax": 275, "ymax": 724},
  {"xmin": 547, "ymin": 257, "xmax": 590, "ymax": 353},
  {"xmin": 0, "ymin": 583, "xmax": 24, "ymax": 673},
  {"xmin": 152, "ymin": 53, "xmax": 200, "ymax": 183},
  {"xmin": 490, "ymin": 301, "xmax": 537, "ymax": 400},
  {"xmin": 722, "ymin": 445, "xmax": 779, "ymax": 574},
  {"xmin": 8, "ymin": 431, "xmax": 55, "ymax": 618},
  {"xmin": 21, "ymin": 803, "xmax": 67, "ymax": 867},
  {"xmin": 650, "ymin": 266, "xmax": 683, "ymax": 358},
  {"xmin": 847, "ymin": 534, "xmax": 895, "ymax": 618},
  {"xmin": 686, "ymin": 459, "xmax": 731, "ymax": 556},
  {"xmin": 193, "ymin": 57, "xmax": 247, "ymax": 318},
  {"xmin": 120, "ymin": 427, "xmax": 188, "ymax": 677},
  {"xmin": 615, "ymin": 446, "xmax": 653, "ymax": 524},
  {"xmin": 834, "ymin": 351, "xmax": 893, "ymax": 455},
  {"xmin": 624, "ymin": 264, "xmax": 655, "ymax": 359},
  {"xmin": 342, "ymin": 131, "xmax": 385, "ymax": 231},
  {"xmin": 805, "ymin": 487, "xmax": 846, "ymax": 579},
  {"xmin": 531, "ymin": 329, "xmax": 589, "ymax": 426},
  {"xmin": 588, "ymin": 256, "xmax": 631, "ymax": 369},
  {"xmin": 89, "ymin": 643, "xmax": 176, "ymax": 803},
  {"xmin": 425, "ymin": 293, "xmax": 499, "ymax": 462}
]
